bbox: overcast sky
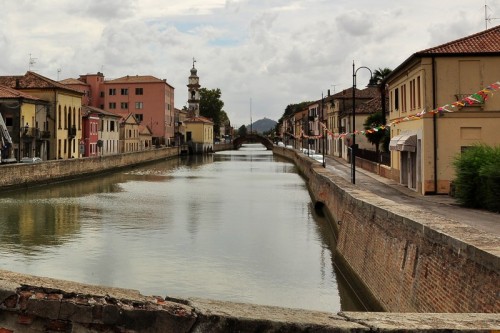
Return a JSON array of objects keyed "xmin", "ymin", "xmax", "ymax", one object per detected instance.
[{"xmin": 0, "ymin": 0, "xmax": 496, "ymax": 127}]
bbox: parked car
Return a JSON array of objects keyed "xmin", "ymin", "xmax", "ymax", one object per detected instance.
[{"xmin": 20, "ymin": 157, "xmax": 42, "ymax": 164}]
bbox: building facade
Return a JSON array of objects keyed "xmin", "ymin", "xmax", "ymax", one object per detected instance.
[
  {"xmin": 0, "ymin": 71, "xmax": 84, "ymax": 160},
  {"xmin": 386, "ymin": 25, "xmax": 500, "ymax": 194}
]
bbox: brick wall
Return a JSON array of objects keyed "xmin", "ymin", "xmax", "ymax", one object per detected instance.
[{"xmin": 274, "ymin": 147, "xmax": 499, "ymax": 313}]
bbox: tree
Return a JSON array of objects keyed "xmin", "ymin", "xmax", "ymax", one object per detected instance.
[
  {"xmin": 238, "ymin": 125, "xmax": 247, "ymax": 137},
  {"xmin": 199, "ymin": 88, "xmax": 225, "ymax": 136},
  {"xmin": 373, "ymin": 67, "xmax": 392, "ymax": 85},
  {"xmin": 363, "ymin": 112, "xmax": 387, "ymax": 160}
]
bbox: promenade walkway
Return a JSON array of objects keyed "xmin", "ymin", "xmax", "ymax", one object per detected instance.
[{"xmin": 317, "ymin": 155, "xmax": 500, "ymax": 237}]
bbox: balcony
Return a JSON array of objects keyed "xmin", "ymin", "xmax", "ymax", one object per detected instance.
[
  {"xmin": 22, "ymin": 127, "xmax": 37, "ymax": 140},
  {"xmin": 39, "ymin": 130, "xmax": 51, "ymax": 140}
]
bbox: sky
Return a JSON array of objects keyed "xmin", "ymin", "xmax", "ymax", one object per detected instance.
[{"xmin": 0, "ymin": 0, "xmax": 497, "ymax": 127}]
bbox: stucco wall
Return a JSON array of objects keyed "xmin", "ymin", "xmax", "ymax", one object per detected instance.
[{"xmin": 274, "ymin": 147, "xmax": 499, "ymax": 313}]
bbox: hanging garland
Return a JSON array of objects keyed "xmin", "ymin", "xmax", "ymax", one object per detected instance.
[{"xmin": 309, "ymin": 81, "xmax": 500, "ymax": 140}]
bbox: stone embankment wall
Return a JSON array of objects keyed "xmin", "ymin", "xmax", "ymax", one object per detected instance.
[
  {"xmin": 0, "ymin": 145, "xmax": 498, "ymax": 331},
  {"xmin": 273, "ymin": 147, "xmax": 499, "ymax": 313},
  {"xmin": 0, "ymin": 144, "xmax": 232, "ymax": 191}
]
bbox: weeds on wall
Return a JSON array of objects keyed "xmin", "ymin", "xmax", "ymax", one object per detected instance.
[{"xmin": 453, "ymin": 144, "xmax": 500, "ymax": 212}]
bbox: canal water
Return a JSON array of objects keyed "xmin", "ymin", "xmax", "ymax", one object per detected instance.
[{"xmin": 0, "ymin": 144, "xmax": 367, "ymax": 312}]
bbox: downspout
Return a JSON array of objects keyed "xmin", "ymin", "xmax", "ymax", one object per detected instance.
[{"xmin": 432, "ymin": 57, "xmax": 438, "ymax": 194}]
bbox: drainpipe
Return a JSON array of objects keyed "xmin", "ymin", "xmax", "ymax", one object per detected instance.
[{"xmin": 432, "ymin": 57, "xmax": 438, "ymax": 194}]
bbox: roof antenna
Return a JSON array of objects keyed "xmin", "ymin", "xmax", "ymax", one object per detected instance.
[
  {"xmin": 28, "ymin": 54, "xmax": 37, "ymax": 71},
  {"xmin": 485, "ymin": 0, "xmax": 499, "ymax": 29}
]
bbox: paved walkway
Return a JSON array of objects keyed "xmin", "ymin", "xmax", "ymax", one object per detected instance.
[{"xmin": 320, "ymin": 155, "xmax": 500, "ymax": 237}]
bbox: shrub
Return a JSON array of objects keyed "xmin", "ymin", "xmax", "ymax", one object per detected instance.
[{"xmin": 453, "ymin": 144, "xmax": 500, "ymax": 212}]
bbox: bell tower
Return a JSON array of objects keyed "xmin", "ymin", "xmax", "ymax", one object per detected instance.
[{"xmin": 187, "ymin": 58, "xmax": 200, "ymax": 117}]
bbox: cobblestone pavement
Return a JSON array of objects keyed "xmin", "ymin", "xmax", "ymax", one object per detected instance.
[{"xmin": 321, "ymin": 155, "xmax": 500, "ymax": 237}]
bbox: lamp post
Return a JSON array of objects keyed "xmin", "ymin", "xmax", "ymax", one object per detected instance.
[{"xmin": 352, "ymin": 61, "xmax": 376, "ymax": 184}]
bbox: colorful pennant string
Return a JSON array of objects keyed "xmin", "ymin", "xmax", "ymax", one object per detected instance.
[{"xmin": 287, "ymin": 81, "xmax": 500, "ymax": 140}]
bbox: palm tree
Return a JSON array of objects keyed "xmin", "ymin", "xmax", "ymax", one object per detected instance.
[{"xmin": 373, "ymin": 67, "xmax": 392, "ymax": 85}]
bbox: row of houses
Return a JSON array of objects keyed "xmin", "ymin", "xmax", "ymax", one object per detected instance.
[
  {"xmin": 0, "ymin": 62, "xmax": 216, "ymax": 162},
  {"xmin": 279, "ymin": 25, "xmax": 500, "ymax": 195}
]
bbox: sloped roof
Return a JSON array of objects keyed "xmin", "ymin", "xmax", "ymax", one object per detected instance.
[
  {"xmin": 354, "ymin": 96, "xmax": 388, "ymax": 114},
  {"xmin": 106, "ymin": 75, "xmax": 165, "ymax": 84},
  {"xmin": 184, "ymin": 116, "xmax": 214, "ymax": 124},
  {"xmin": 0, "ymin": 71, "xmax": 83, "ymax": 94},
  {"xmin": 385, "ymin": 25, "xmax": 500, "ymax": 83},
  {"xmin": 59, "ymin": 78, "xmax": 87, "ymax": 85},
  {"xmin": 0, "ymin": 84, "xmax": 44, "ymax": 101},
  {"xmin": 82, "ymin": 105, "xmax": 122, "ymax": 118},
  {"xmin": 138, "ymin": 124, "xmax": 152, "ymax": 135},
  {"xmin": 332, "ymin": 86, "xmax": 379, "ymax": 99},
  {"xmin": 417, "ymin": 25, "xmax": 500, "ymax": 55}
]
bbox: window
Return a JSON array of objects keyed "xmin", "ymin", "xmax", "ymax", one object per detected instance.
[
  {"xmin": 109, "ymin": 88, "xmax": 116, "ymax": 95},
  {"xmin": 5, "ymin": 117, "xmax": 13, "ymax": 126},
  {"xmin": 135, "ymin": 88, "xmax": 143, "ymax": 95},
  {"xmin": 401, "ymin": 84, "xmax": 407, "ymax": 112},
  {"xmin": 135, "ymin": 114, "xmax": 143, "ymax": 122},
  {"xmin": 110, "ymin": 121, "xmax": 115, "ymax": 132},
  {"xmin": 100, "ymin": 91, "xmax": 104, "ymax": 97},
  {"xmin": 135, "ymin": 102, "xmax": 143, "ymax": 109},
  {"xmin": 109, "ymin": 102, "xmax": 116, "ymax": 109},
  {"xmin": 394, "ymin": 88, "xmax": 399, "ymax": 110},
  {"xmin": 121, "ymin": 102, "xmax": 128, "ymax": 109},
  {"xmin": 417, "ymin": 76, "xmax": 421, "ymax": 109},
  {"xmin": 121, "ymin": 88, "xmax": 128, "ymax": 95}
]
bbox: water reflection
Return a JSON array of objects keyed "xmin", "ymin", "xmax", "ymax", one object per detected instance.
[{"xmin": 0, "ymin": 144, "xmax": 366, "ymax": 312}]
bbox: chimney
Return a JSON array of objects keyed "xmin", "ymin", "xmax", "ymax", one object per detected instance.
[
  {"xmin": 328, "ymin": 89, "xmax": 330, "ymax": 97},
  {"xmin": 15, "ymin": 79, "xmax": 20, "ymax": 89}
]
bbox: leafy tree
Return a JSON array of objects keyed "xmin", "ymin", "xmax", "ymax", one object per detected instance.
[
  {"xmin": 373, "ymin": 67, "xmax": 392, "ymax": 85},
  {"xmin": 453, "ymin": 144, "xmax": 500, "ymax": 211},
  {"xmin": 363, "ymin": 112, "xmax": 387, "ymax": 159},
  {"xmin": 237, "ymin": 125, "xmax": 247, "ymax": 137},
  {"xmin": 199, "ymin": 88, "xmax": 225, "ymax": 136}
]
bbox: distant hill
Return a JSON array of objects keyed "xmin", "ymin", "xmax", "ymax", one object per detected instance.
[{"xmin": 247, "ymin": 117, "xmax": 277, "ymax": 134}]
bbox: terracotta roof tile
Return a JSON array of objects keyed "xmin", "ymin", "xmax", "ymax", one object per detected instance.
[
  {"xmin": 106, "ymin": 75, "xmax": 165, "ymax": 84},
  {"xmin": 417, "ymin": 25, "xmax": 500, "ymax": 54},
  {"xmin": 59, "ymin": 78, "xmax": 87, "ymax": 85},
  {"xmin": 0, "ymin": 71, "xmax": 83, "ymax": 94},
  {"xmin": 82, "ymin": 105, "xmax": 122, "ymax": 118},
  {"xmin": 354, "ymin": 96, "xmax": 388, "ymax": 114},
  {"xmin": 185, "ymin": 116, "xmax": 214, "ymax": 124},
  {"xmin": 0, "ymin": 84, "xmax": 44, "ymax": 101}
]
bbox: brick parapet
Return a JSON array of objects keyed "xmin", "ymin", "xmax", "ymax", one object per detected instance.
[{"xmin": 273, "ymin": 146, "xmax": 499, "ymax": 313}]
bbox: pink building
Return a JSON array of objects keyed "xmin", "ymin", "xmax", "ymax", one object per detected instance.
[
  {"xmin": 103, "ymin": 75, "xmax": 175, "ymax": 146},
  {"xmin": 64, "ymin": 73, "xmax": 175, "ymax": 147}
]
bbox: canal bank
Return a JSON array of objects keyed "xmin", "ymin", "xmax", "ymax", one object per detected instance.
[
  {"xmin": 0, "ymin": 143, "xmax": 232, "ymax": 191},
  {"xmin": 0, "ymin": 144, "xmax": 498, "ymax": 332},
  {"xmin": 272, "ymin": 146, "xmax": 499, "ymax": 314}
]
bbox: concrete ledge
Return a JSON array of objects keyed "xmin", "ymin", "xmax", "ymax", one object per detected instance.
[{"xmin": 1, "ymin": 269, "xmax": 499, "ymax": 332}]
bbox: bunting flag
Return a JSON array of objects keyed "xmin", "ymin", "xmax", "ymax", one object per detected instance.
[{"xmin": 300, "ymin": 81, "xmax": 500, "ymax": 140}]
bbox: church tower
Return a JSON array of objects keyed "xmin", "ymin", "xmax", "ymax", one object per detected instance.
[{"xmin": 187, "ymin": 58, "xmax": 200, "ymax": 117}]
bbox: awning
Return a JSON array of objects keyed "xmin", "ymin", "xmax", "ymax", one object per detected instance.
[
  {"xmin": 389, "ymin": 135, "xmax": 402, "ymax": 151},
  {"xmin": 397, "ymin": 135, "xmax": 417, "ymax": 152},
  {"xmin": 389, "ymin": 134, "xmax": 417, "ymax": 152}
]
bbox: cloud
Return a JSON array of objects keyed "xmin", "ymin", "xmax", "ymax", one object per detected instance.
[{"xmin": 0, "ymin": 0, "xmax": 491, "ymax": 126}]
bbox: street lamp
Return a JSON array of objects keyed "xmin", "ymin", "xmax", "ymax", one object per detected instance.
[{"xmin": 352, "ymin": 61, "xmax": 377, "ymax": 184}]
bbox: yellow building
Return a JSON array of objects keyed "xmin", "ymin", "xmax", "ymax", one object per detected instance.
[
  {"xmin": 120, "ymin": 114, "xmax": 141, "ymax": 153},
  {"xmin": 184, "ymin": 116, "xmax": 214, "ymax": 153},
  {"xmin": 386, "ymin": 25, "xmax": 500, "ymax": 194},
  {"xmin": 0, "ymin": 71, "xmax": 83, "ymax": 160}
]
